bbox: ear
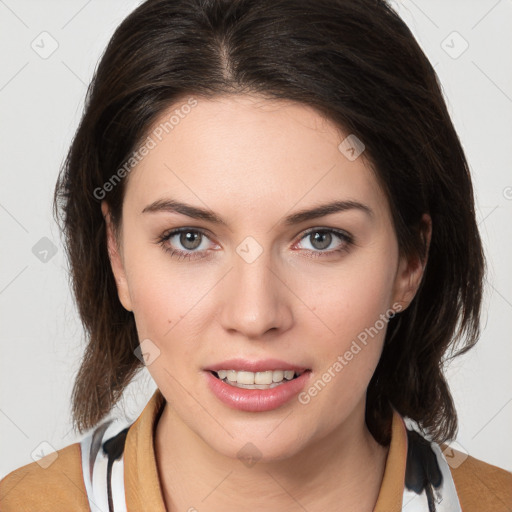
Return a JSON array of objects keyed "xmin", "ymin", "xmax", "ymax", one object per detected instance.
[
  {"xmin": 391, "ymin": 214, "xmax": 432, "ymax": 312},
  {"xmin": 101, "ymin": 201, "xmax": 133, "ymax": 312}
]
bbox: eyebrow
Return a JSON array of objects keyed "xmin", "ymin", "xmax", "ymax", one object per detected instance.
[{"xmin": 141, "ymin": 198, "xmax": 373, "ymax": 227}]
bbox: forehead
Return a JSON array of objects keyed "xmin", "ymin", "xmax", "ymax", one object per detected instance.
[{"xmin": 123, "ymin": 94, "xmax": 389, "ymax": 223}]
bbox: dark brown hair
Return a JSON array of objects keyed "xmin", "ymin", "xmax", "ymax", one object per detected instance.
[{"xmin": 54, "ymin": 0, "xmax": 485, "ymax": 444}]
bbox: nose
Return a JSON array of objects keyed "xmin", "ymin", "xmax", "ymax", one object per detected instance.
[{"xmin": 218, "ymin": 248, "xmax": 294, "ymax": 340}]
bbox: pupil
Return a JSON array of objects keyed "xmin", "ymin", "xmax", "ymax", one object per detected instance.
[{"xmin": 311, "ymin": 231, "xmax": 331, "ymax": 250}]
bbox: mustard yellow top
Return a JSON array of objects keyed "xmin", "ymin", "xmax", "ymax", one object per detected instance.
[{"xmin": 1, "ymin": 388, "xmax": 511, "ymax": 511}]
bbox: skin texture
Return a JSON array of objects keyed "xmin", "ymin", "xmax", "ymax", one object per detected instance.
[{"xmin": 102, "ymin": 94, "xmax": 429, "ymax": 511}]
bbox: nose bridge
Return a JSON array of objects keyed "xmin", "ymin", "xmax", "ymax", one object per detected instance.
[{"xmin": 219, "ymin": 236, "xmax": 292, "ymax": 338}]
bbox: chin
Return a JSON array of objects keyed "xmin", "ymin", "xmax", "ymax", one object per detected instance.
[{"xmin": 198, "ymin": 421, "xmax": 313, "ymax": 464}]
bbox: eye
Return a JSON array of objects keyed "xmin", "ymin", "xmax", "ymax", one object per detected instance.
[
  {"xmin": 294, "ymin": 228, "xmax": 353, "ymax": 258},
  {"xmin": 156, "ymin": 228, "xmax": 216, "ymax": 261},
  {"xmin": 156, "ymin": 226, "xmax": 354, "ymax": 261}
]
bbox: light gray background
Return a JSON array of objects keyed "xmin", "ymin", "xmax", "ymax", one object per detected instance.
[{"xmin": 1, "ymin": 0, "xmax": 511, "ymax": 479}]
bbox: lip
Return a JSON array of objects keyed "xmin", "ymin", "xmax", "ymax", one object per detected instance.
[
  {"xmin": 204, "ymin": 358, "xmax": 309, "ymax": 373},
  {"xmin": 204, "ymin": 368, "xmax": 312, "ymax": 412}
]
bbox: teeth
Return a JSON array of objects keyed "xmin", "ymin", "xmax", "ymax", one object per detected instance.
[
  {"xmin": 214, "ymin": 369, "xmax": 301, "ymax": 387},
  {"xmin": 272, "ymin": 370, "xmax": 284, "ymax": 382},
  {"xmin": 255, "ymin": 371, "xmax": 273, "ymax": 385},
  {"xmin": 238, "ymin": 371, "xmax": 256, "ymax": 385}
]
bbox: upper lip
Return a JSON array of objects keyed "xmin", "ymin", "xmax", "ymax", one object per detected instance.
[{"xmin": 204, "ymin": 358, "xmax": 310, "ymax": 373}]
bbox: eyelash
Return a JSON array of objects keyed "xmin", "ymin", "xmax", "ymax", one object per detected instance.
[{"xmin": 155, "ymin": 227, "xmax": 354, "ymax": 261}]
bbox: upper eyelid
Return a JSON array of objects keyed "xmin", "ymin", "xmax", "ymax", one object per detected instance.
[{"xmin": 299, "ymin": 226, "xmax": 351, "ymax": 239}]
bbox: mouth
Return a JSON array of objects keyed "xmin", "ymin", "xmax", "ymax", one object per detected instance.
[
  {"xmin": 209, "ymin": 369, "xmax": 309, "ymax": 390},
  {"xmin": 202, "ymin": 358, "xmax": 312, "ymax": 411},
  {"xmin": 203, "ymin": 361, "xmax": 313, "ymax": 412}
]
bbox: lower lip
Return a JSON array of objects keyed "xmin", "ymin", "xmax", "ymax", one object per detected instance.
[{"xmin": 204, "ymin": 370, "xmax": 311, "ymax": 412}]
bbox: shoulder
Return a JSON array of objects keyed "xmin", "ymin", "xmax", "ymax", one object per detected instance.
[
  {"xmin": 442, "ymin": 444, "xmax": 512, "ymax": 512},
  {"xmin": 0, "ymin": 442, "xmax": 90, "ymax": 511}
]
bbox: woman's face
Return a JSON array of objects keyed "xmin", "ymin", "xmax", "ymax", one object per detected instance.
[{"xmin": 103, "ymin": 94, "xmax": 423, "ymax": 461}]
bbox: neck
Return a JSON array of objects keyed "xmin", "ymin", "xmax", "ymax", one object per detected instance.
[{"xmin": 155, "ymin": 399, "xmax": 389, "ymax": 512}]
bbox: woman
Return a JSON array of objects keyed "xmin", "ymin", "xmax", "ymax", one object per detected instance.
[{"xmin": 1, "ymin": 0, "xmax": 510, "ymax": 510}]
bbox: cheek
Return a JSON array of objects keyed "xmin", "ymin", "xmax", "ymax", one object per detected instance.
[
  {"xmin": 123, "ymin": 247, "xmax": 216, "ymax": 375},
  {"xmin": 122, "ymin": 234, "xmax": 201, "ymax": 337},
  {"xmin": 313, "ymin": 254, "xmax": 396, "ymax": 346},
  {"xmin": 129, "ymin": 272, "xmax": 176, "ymax": 339},
  {"xmin": 297, "ymin": 253, "xmax": 397, "ymax": 412},
  {"xmin": 127, "ymin": 268, "xmax": 205, "ymax": 399}
]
